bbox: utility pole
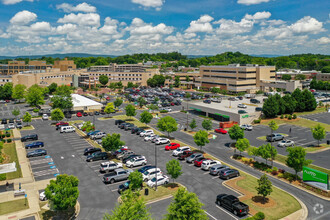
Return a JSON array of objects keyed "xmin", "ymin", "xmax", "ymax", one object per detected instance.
[
  {"xmin": 155, "ymin": 143, "xmax": 158, "ymax": 191},
  {"xmin": 185, "ymin": 100, "xmax": 188, "ymax": 131}
]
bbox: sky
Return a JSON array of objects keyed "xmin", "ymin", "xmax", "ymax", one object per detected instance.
[{"xmin": 0, "ymin": 0, "xmax": 329, "ymax": 56}]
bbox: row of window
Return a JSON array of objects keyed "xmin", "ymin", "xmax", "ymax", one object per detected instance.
[
  {"xmin": 40, "ymin": 74, "xmax": 73, "ymax": 80},
  {"xmin": 90, "ymin": 73, "xmax": 143, "ymax": 77},
  {"xmin": 0, "ymin": 79, "xmax": 11, "ymax": 82},
  {"xmin": 228, "ymin": 84, "xmax": 256, "ymax": 87},
  {"xmin": 0, "ymin": 66, "xmax": 49, "ymax": 70},
  {"xmin": 203, "ymin": 75, "xmax": 236, "ymax": 79}
]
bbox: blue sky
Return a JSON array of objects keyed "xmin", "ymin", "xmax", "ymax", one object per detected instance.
[{"xmin": 0, "ymin": 0, "xmax": 329, "ymax": 56}]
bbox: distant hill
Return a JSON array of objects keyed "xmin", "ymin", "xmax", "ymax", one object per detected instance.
[
  {"xmin": 250, "ymin": 54, "xmax": 281, "ymax": 58},
  {"xmin": 0, "ymin": 53, "xmax": 117, "ymax": 59}
]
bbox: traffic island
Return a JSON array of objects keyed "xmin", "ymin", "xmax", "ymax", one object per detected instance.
[
  {"xmin": 142, "ymin": 183, "xmax": 184, "ymax": 203},
  {"xmin": 21, "ymin": 125, "xmax": 35, "ymax": 130},
  {"xmin": 257, "ymin": 133, "xmax": 288, "ymax": 141},
  {"xmin": 98, "ymin": 117, "xmax": 113, "ymax": 120},
  {"xmin": 180, "ymin": 130, "xmax": 215, "ymax": 139},
  {"xmin": 304, "ymin": 144, "xmax": 330, "ymax": 153}
]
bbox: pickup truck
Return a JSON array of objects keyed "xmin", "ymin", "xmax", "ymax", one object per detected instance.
[
  {"xmin": 216, "ymin": 194, "xmax": 249, "ymax": 216},
  {"xmin": 103, "ymin": 168, "xmax": 133, "ymax": 184}
]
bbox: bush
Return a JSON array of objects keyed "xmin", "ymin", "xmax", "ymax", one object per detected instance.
[
  {"xmin": 0, "ymin": 139, "xmax": 4, "ymax": 143},
  {"xmin": 233, "ymin": 154, "xmax": 242, "ymax": 160},
  {"xmin": 284, "ymin": 115, "xmax": 288, "ymax": 118},
  {"xmin": 278, "ymin": 169, "xmax": 285, "ymax": 173},
  {"xmin": 278, "ymin": 173, "xmax": 284, "ymax": 178},
  {"xmin": 280, "ymin": 114, "xmax": 284, "ymax": 119},
  {"xmin": 288, "ymin": 115, "xmax": 292, "ymax": 120},
  {"xmin": 254, "ymin": 212, "xmax": 265, "ymax": 220},
  {"xmin": 33, "ymin": 108, "xmax": 39, "ymax": 113},
  {"xmin": 0, "ymin": 173, "xmax": 6, "ymax": 181},
  {"xmin": 272, "ymin": 167, "xmax": 278, "ymax": 172},
  {"xmin": 6, "ymin": 133, "xmax": 10, "ymax": 137},
  {"xmin": 271, "ymin": 170, "xmax": 278, "ymax": 175},
  {"xmin": 292, "ymin": 114, "xmax": 297, "ymax": 119},
  {"xmin": 287, "ymin": 176, "xmax": 293, "ymax": 182},
  {"xmin": 6, "ymin": 139, "xmax": 12, "ymax": 143},
  {"xmin": 253, "ymin": 119, "xmax": 261, "ymax": 124},
  {"xmin": 180, "ymin": 110, "xmax": 187, "ymax": 113},
  {"xmin": 266, "ymin": 168, "xmax": 273, "ymax": 173},
  {"xmin": 241, "ymin": 157, "xmax": 251, "ymax": 164},
  {"xmin": 1, "ymin": 134, "xmax": 5, "ymax": 138},
  {"xmin": 160, "ymin": 110, "xmax": 168, "ymax": 113}
]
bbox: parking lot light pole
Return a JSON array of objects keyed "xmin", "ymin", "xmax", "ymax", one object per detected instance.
[
  {"xmin": 155, "ymin": 143, "xmax": 158, "ymax": 191},
  {"xmin": 186, "ymin": 101, "xmax": 188, "ymax": 131}
]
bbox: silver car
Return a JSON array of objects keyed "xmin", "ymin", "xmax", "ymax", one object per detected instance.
[
  {"xmin": 186, "ymin": 153, "xmax": 203, "ymax": 163},
  {"xmin": 209, "ymin": 165, "xmax": 229, "ymax": 175}
]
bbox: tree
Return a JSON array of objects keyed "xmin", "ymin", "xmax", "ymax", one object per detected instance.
[
  {"xmin": 140, "ymin": 111, "xmax": 153, "ymax": 124},
  {"xmin": 189, "ymin": 119, "xmax": 197, "ymax": 131},
  {"xmin": 268, "ymin": 120, "xmax": 278, "ymax": 137},
  {"xmin": 210, "ymin": 87, "xmax": 221, "ymax": 94},
  {"xmin": 2, "ymin": 82, "xmax": 13, "ymax": 99},
  {"xmin": 185, "ymin": 75, "xmax": 190, "ymax": 82},
  {"xmin": 302, "ymin": 89, "xmax": 317, "ymax": 111},
  {"xmin": 265, "ymin": 143, "xmax": 277, "ymax": 167},
  {"xmin": 156, "ymin": 116, "xmax": 178, "ymax": 138},
  {"xmin": 185, "ymin": 92, "xmax": 191, "ymax": 99},
  {"xmin": 23, "ymin": 112, "xmax": 32, "ymax": 126},
  {"xmin": 114, "ymin": 98, "xmax": 123, "ymax": 109},
  {"xmin": 193, "ymin": 130, "xmax": 209, "ymax": 151},
  {"xmin": 51, "ymin": 85, "xmax": 73, "ymax": 111},
  {"xmin": 99, "ymin": 75, "xmax": 109, "ymax": 86},
  {"xmin": 128, "ymin": 170, "xmax": 143, "ymax": 191},
  {"xmin": 12, "ymin": 84, "xmax": 26, "ymax": 101},
  {"xmin": 127, "ymin": 82, "xmax": 134, "ymax": 88},
  {"xmin": 45, "ymin": 174, "xmax": 79, "ymax": 211},
  {"xmin": 174, "ymin": 76, "xmax": 180, "ymax": 87},
  {"xmin": 262, "ymin": 95, "xmax": 279, "ymax": 118},
  {"xmin": 275, "ymin": 94, "xmax": 286, "ymax": 115},
  {"xmin": 81, "ymin": 121, "xmax": 95, "ymax": 133},
  {"xmin": 104, "ymin": 102, "xmax": 115, "ymax": 117},
  {"xmin": 201, "ymin": 119, "xmax": 212, "ymax": 132},
  {"xmin": 282, "ymin": 74, "xmax": 292, "ymax": 81},
  {"xmin": 48, "ymin": 83, "xmax": 58, "ymax": 94},
  {"xmin": 291, "ymin": 88, "xmax": 305, "ymax": 112},
  {"xmin": 255, "ymin": 174, "xmax": 273, "ymax": 203},
  {"xmin": 125, "ymin": 104, "xmax": 136, "ymax": 118},
  {"xmin": 282, "ymin": 94, "xmax": 296, "ymax": 114},
  {"xmin": 26, "ymin": 84, "xmax": 45, "ymax": 107},
  {"xmin": 295, "ymin": 74, "xmax": 306, "ymax": 80},
  {"xmin": 228, "ymin": 124, "xmax": 244, "ymax": 143},
  {"xmin": 51, "ymin": 108, "xmax": 65, "ymax": 122},
  {"xmin": 247, "ymin": 146, "xmax": 259, "ymax": 160},
  {"xmin": 236, "ymin": 138, "xmax": 250, "ymax": 155},
  {"xmin": 103, "ymin": 189, "xmax": 151, "ymax": 220},
  {"xmin": 137, "ymin": 97, "xmax": 147, "ymax": 108},
  {"xmin": 116, "ymin": 81, "xmax": 123, "ymax": 89},
  {"xmin": 12, "ymin": 109, "xmax": 20, "ymax": 118},
  {"xmin": 166, "ymin": 188, "xmax": 207, "ymax": 220},
  {"xmin": 147, "ymin": 104, "xmax": 158, "ymax": 111},
  {"xmin": 286, "ymin": 146, "xmax": 313, "ymax": 179},
  {"xmin": 311, "ymin": 124, "xmax": 326, "ymax": 147},
  {"xmin": 258, "ymin": 144, "xmax": 272, "ymax": 165},
  {"xmin": 166, "ymin": 159, "xmax": 182, "ymax": 183},
  {"xmin": 102, "ymin": 133, "xmax": 125, "ymax": 152}
]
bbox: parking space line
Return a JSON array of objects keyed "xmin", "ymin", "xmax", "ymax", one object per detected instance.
[
  {"xmin": 215, "ymin": 205, "xmax": 239, "ymax": 220},
  {"xmin": 195, "ymin": 168, "xmax": 201, "ymax": 170},
  {"xmin": 212, "ymin": 176, "xmax": 219, "ymax": 179},
  {"xmin": 188, "ymin": 164, "xmax": 194, "ymax": 166},
  {"xmin": 31, "ymin": 164, "xmax": 53, "ymax": 170},
  {"xmin": 34, "ymin": 168, "xmax": 59, "ymax": 177},
  {"xmin": 203, "ymin": 172, "xmax": 209, "ymax": 174},
  {"xmin": 29, "ymin": 158, "xmax": 53, "ymax": 165},
  {"xmin": 204, "ymin": 210, "xmax": 218, "ymax": 220}
]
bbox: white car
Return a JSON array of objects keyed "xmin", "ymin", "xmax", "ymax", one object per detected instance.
[
  {"xmin": 100, "ymin": 161, "xmax": 123, "ymax": 173},
  {"xmin": 172, "ymin": 146, "xmax": 191, "ymax": 156},
  {"xmin": 147, "ymin": 175, "xmax": 169, "ymax": 188},
  {"xmin": 126, "ymin": 157, "xmax": 147, "ymax": 168},
  {"xmin": 164, "ymin": 107, "xmax": 172, "ymax": 112},
  {"xmin": 39, "ymin": 191, "xmax": 47, "ymax": 201},
  {"xmin": 144, "ymin": 134, "xmax": 157, "ymax": 141},
  {"xmin": 237, "ymin": 104, "xmax": 247, "ymax": 108},
  {"xmin": 8, "ymin": 123, "xmax": 15, "ymax": 129},
  {"xmin": 42, "ymin": 114, "xmax": 49, "ymax": 120},
  {"xmin": 140, "ymin": 129, "xmax": 154, "ymax": 137},
  {"xmin": 278, "ymin": 140, "xmax": 295, "ymax": 147},
  {"xmin": 142, "ymin": 168, "xmax": 162, "ymax": 181},
  {"xmin": 91, "ymin": 132, "xmax": 106, "ymax": 140},
  {"xmin": 240, "ymin": 124, "xmax": 253, "ymax": 131},
  {"xmin": 201, "ymin": 160, "xmax": 221, "ymax": 171},
  {"xmin": 155, "ymin": 138, "xmax": 170, "ymax": 145}
]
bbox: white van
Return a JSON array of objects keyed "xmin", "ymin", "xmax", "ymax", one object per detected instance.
[
  {"xmin": 142, "ymin": 168, "xmax": 162, "ymax": 181},
  {"xmin": 60, "ymin": 126, "xmax": 76, "ymax": 133}
]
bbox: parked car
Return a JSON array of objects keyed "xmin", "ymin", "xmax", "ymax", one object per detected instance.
[
  {"xmin": 250, "ymin": 99, "xmax": 260, "ymax": 104},
  {"xmin": 83, "ymin": 112, "xmax": 88, "ymax": 116},
  {"xmin": 178, "ymin": 150, "xmax": 194, "ymax": 160},
  {"xmin": 100, "ymin": 161, "xmax": 123, "ymax": 173},
  {"xmin": 27, "ymin": 149, "xmax": 47, "ymax": 158},
  {"xmin": 119, "ymin": 123, "xmax": 130, "ymax": 129},
  {"xmin": 16, "ymin": 121, "xmax": 23, "ymax": 129},
  {"xmin": 86, "ymin": 152, "xmax": 108, "ymax": 162},
  {"xmin": 165, "ymin": 143, "xmax": 180, "ymax": 151},
  {"xmin": 91, "ymin": 132, "xmax": 106, "ymax": 140},
  {"xmin": 194, "ymin": 157, "xmax": 209, "ymax": 167},
  {"xmin": 216, "ymin": 194, "xmax": 249, "ymax": 216},
  {"xmin": 117, "ymin": 151, "xmax": 135, "ymax": 160},
  {"xmin": 25, "ymin": 141, "xmax": 44, "ymax": 149},
  {"xmin": 8, "ymin": 123, "xmax": 15, "ymax": 129},
  {"xmin": 60, "ymin": 126, "xmax": 76, "ymax": 133},
  {"xmin": 76, "ymin": 112, "xmax": 82, "ymax": 117},
  {"xmin": 255, "ymin": 107, "xmax": 263, "ymax": 111},
  {"xmin": 42, "ymin": 114, "xmax": 49, "ymax": 120},
  {"xmin": 237, "ymin": 104, "xmax": 247, "ymax": 108},
  {"xmin": 237, "ymin": 96, "xmax": 244, "ymax": 100},
  {"xmin": 39, "ymin": 191, "xmax": 47, "ymax": 201},
  {"xmin": 238, "ymin": 110, "xmax": 247, "ymax": 114},
  {"xmin": 266, "ymin": 133, "xmax": 284, "ymax": 142},
  {"xmin": 214, "ymin": 128, "xmax": 228, "ymax": 134},
  {"xmin": 103, "ymin": 168, "xmax": 133, "ymax": 184},
  {"xmin": 186, "ymin": 153, "xmax": 203, "ymax": 163},
  {"xmin": 147, "ymin": 175, "xmax": 169, "ymax": 188},
  {"xmin": 136, "ymin": 128, "xmax": 145, "ymax": 135},
  {"xmin": 144, "ymin": 134, "xmax": 158, "ymax": 142},
  {"xmin": 240, "ymin": 124, "xmax": 253, "ymax": 131},
  {"xmin": 209, "ymin": 164, "xmax": 230, "ymax": 175},
  {"xmin": 203, "ymin": 99, "xmax": 211, "ymax": 104},
  {"xmin": 118, "ymin": 181, "xmax": 130, "ymax": 194},
  {"xmin": 228, "ymin": 97, "xmax": 238, "ymax": 101},
  {"xmin": 131, "ymin": 127, "xmax": 142, "ymax": 134},
  {"xmin": 88, "ymin": 112, "xmax": 94, "ymax": 116},
  {"xmin": 219, "ymin": 169, "xmax": 240, "ymax": 180},
  {"xmin": 124, "ymin": 123, "xmax": 135, "ymax": 130},
  {"xmin": 115, "ymin": 120, "xmax": 125, "ymax": 125},
  {"xmin": 278, "ymin": 140, "xmax": 294, "ymax": 147},
  {"xmin": 211, "ymin": 98, "xmax": 221, "ymax": 103},
  {"xmin": 201, "ymin": 160, "xmax": 221, "ymax": 171},
  {"xmin": 172, "ymin": 146, "xmax": 190, "ymax": 157},
  {"xmin": 56, "ymin": 122, "xmax": 69, "ymax": 130},
  {"xmin": 140, "ymin": 129, "xmax": 154, "ymax": 137},
  {"xmin": 155, "ymin": 138, "xmax": 170, "ymax": 145},
  {"xmin": 142, "ymin": 168, "xmax": 162, "ymax": 182},
  {"xmin": 83, "ymin": 147, "xmax": 101, "ymax": 156},
  {"xmin": 122, "ymin": 155, "xmax": 143, "ymax": 164},
  {"xmin": 95, "ymin": 111, "xmax": 100, "ymax": 115},
  {"xmin": 126, "ymin": 157, "xmax": 147, "ymax": 168},
  {"xmin": 21, "ymin": 134, "xmax": 38, "ymax": 142},
  {"xmin": 138, "ymin": 165, "xmax": 156, "ymax": 174},
  {"xmin": 87, "ymin": 130, "xmax": 100, "ymax": 137}
]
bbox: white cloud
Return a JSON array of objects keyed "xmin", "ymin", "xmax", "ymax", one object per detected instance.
[
  {"xmin": 57, "ymin": 13, "xmax": 100, "ymax": 27},
  {"xmin": 260, "ymin": 19, "xmax": 286, "ymax": 26},
  {"xmin": 56, "ymin": 2, "xmax": 97, "ymax": 13},
  {"xmin": 10, "ymin": 10, "xmax": 37, "ymax": 25},
  {"xmin": 131, "ymin": 0, "xmax": 165, "ymax": 10},
  {"xmin": 214, "ymin": 18, "xmax": 254, "ymax": 35},
  {"xmin": 30, "ymin": 22, "xmax": 51, "ymax": 32},
  {"xmin": 128, "ymin": 18, "xmax": 174, "ymax": 35},
  {"xmin": 2, "ymin": 0, "xmax": 33, "ymax": 5},
  {"xmin": 237, "ymin": 0, "xmax": 270, "ymax": 5},
  {"xmin": 290, "ymin": 16, "xmax": 324, "ymax": 34},
  {"xmin": 317, "ymin": 37, "xmax": 330, "ymax": 44},
  {"xmin": 185, "ymin": 15, "xmax": 214, "ymax": 33},
  {"xmin": 245, "ymin": 11, "xmax": 271, "ymax": 20}
]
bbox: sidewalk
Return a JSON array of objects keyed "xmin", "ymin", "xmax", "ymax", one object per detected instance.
[{"xmin": 0, "ymin": 129, "xmax": 53, "ymax": 220}]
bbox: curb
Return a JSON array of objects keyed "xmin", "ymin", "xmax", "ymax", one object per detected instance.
[{"xmin": 146, "ymin": 195, "xmax": 173, "ymax": 205}]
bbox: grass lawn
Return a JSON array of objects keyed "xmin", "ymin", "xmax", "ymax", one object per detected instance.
[
  {"xmin": 140, "ymin": 183, "xmax": 183, "ymax": 202},
  {"xmin": 68, "ymin": 120, "xmax": 84, "ymax": 125},
  {"xmin": 294, "ymin": 107, "xmax": 327, "ymax": 116},
  {"xmin": 260, "ymin": 118, "xmax": 330, "ymax": 132},
  {"xmin": 304, "ymin": 143, "xmax": 330, "ymax": 153},
  {"xmin": 0, "ymin": 199, "xmax": 29, "ymax": 215},
  {"xmin": 112, "ymin": 115, "xmax": 158, "ymax": 131},
  {"xmin": 21, "ymin": 125, "xmax": 34, "ymax": 130},
  {"xmin": 98, "ymin": 117, "xmax": 113, "ymax": 120},
  {"xmin": 3, "ymin": 143, "xmax": 22, "ymax": 180},
  {"xmin": 236, "ymin": 173, "xmax": 301, "ymax": 220},
  {"xmin": 275, "ymin": 154, "xmax": 330, "ymax": 176},
  {"xmin": 257, "ymin": 133, "xmax": 288, "ymax": 141}
]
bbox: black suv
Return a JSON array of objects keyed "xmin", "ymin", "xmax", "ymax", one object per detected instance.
[
  {"xmin": 250, "ymin": 99, "xmax": 260, "ymax": 104},
  {"xmin": 86, "ymin": 152, "xmax": 108, "ymax": 162},
  {"xmin": 115, "ymin": 120, "xmax": 125, "ymax": 125},
  {"xmin": 1, "ymin": 119, "xmax": 7, "ymax": 124},
  {"xmin": 84, "ymin": 147, "xmax": 102, "ymax": 156},
  {"xmin": 21, "ymin": 134, "xmax": 38, "ymax": 142}
]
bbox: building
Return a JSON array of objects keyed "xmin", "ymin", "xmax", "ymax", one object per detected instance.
[
  {"xmin": 276, "ymin": 69, "xmax": 319, "ymax": 80},
  {"xmin": 316, "ymin": 73, "xmax": 330, "ymax": 81},
  {"xmin": 71, "ymin": 94, "xmax": 102, "ymax": 111},
  {"xmin": 197, "ymin": 64, "xmax": 276, "ymax": 93},
  {"xmin": 88, "ymin": 63, "xmax": 146, "ymax": 72},
  {"xmin": 164, "ymin": 72, "xmax": 201, "ymax": 89},
  {"xmin": 0, "ymin": 75, "xmax": 12, "ymax": 86},
  {"xmin": 53, "ymin": 58, "xmax": 76, "ymax": 71},
  {"xmin": 0, "ymin": 60, "xmax": 52, "ymax": 75}
]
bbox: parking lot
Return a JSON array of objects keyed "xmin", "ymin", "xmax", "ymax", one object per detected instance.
[
  {"xmin": 300, "ymin": 112, "xmax": 330, "ymax": 125},
  {"xmin": 0, "ymin": 102, "xmax": 30, "ymax": 119}
]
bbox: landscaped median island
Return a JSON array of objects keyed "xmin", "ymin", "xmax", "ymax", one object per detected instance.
[
  {"xmin": 21, "ymin": 125, "xmax": 35, "ymax": 130},
  {"xmin": 0, "ymin": 198, "xmax": 29, "ymax": 215},
  {"xmin": 257, "ymin": 133, "xmax": 288, "ymax": 141},
  {"xmin": 304, "ymin": 143, "xmax": 330, "ymax": 153}
]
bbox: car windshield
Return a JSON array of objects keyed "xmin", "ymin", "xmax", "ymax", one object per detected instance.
[
  {"xmin": 144, "ymin": 171, "xmax": 149, "ymax": 175},
  {"xmin": 101, "ymin": 164, "xmax": 108, "ymax": 168},
  {"xmin": 124, "ymin": 182, "xmax": 129, "ymax": 187},
  {"xmin": 151, "ymin": 177, "xmax": 157, "ymax": 182}
]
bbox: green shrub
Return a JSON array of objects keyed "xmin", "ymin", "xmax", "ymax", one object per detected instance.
[
  {"xmin": 160, "ymin": 110, "xmax": 168, "ymax": 113},
  {"xmin": 33, "ymin": 108, "xmax": 39, "ymax": 113},
  {"xmin": 266, "ymin": 168, "xmax": 272, "ymax": 173},
  {"xmin": 278, "ymin": 173, "xmax": 284, "ymax": 178},
  {"xmin": 292, "ymin": 114, "xmax": 297, "ymax": 119},
  {"xmin": 287, "ymin": 176, "xmax": 293, "ymax": 182},
  {"xmin": 180, "ymin": 110, "xmax": 187, "ymax": 113},
  {"xmin": 7, "ymin": 139, "xmax": 12, "ymax": 143},
  {"xmin": 280, "ymin": 114, "xmax": 284, "ymax": 119},
  {"xmin": 6, "ymin": 133, "xmax": 10, "ymax": 137},
  {"xmin": 254, "ymin": 212, "xmax": 265, "ymax": 220},
  {"xmin": 253, "ymin": 119, "xmax": 261, "ymax": 124},
  {"xmin": 0, "ymin": 173, "xmax": 6, "ymax": 181},
  {"xmin": 284, "ymin": 115, "xmax": 288, "ymax": 118},
  {"xmin": 272, "ymin": 167, "xmax": 278, "ymax": 172},
  {"xmin": 288, "ymin": 115, "xmax": 292, "ymax": 120},
  {"xmin": 1, "ymin": 134, "xmax": 5, "ymax": 138}
]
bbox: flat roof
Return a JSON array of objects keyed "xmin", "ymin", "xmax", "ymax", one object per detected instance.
[
  {"xmin": 0, "ymin": 162, "xmax": 17, "ymax": 174},
  {"xmin": 72, "ymin": 94, "xmax": 102, "ymax": 107}
]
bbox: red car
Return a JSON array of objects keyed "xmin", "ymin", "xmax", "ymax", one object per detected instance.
[
  {"xmin": 56, "ymin": 121, "xmax": 68, "ymax": 126},
  {"xmin": 76, "ymin": 112, "xmax": 82, "ymax": 117},
  {"xmin": 165, "ymin": 143, "xmax": 180, "ymax": 151},
  {"xmin": 170, "ymin": 102, "xmax": 175, "ymax": 106},
  {"xmin": 194, "ymin": 157, "xmax": 210, "ymax": 167},
  {"xmin": 215, "ymin": 128, "xmax": 228, "ymax": 134}
]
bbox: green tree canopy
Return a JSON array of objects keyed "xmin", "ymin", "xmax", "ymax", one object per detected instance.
[
  {"xmin": 23, "ymin": 112, "xmax": 32, "ymax": 126},
  {"xmin": 255, "ymin": 174, "xmax": 273, "ymax": 203},
  {"xmin": 268, "ymin": 120, "xmax": 279, "ymax": 134},
  {"xmin": 125, "ymin": 104, "xmax": 136, "ymax": 118},
  {"xmin": 258, "ymin": 144, "xmax": 272, "ymax": 165},
  {"xmin": 262, "ymin": 95, "xmax": 279, "ymax": 118},
  {"xmin": 282, "ymin": 94, "xmax": 297, "ymax": 114},
  {"xmin": 81, "ymin": 121, "xmax": 95, "ymax": 133},
  {"xmin": 12, "ymin": 109, "xmax": 20, "ymax": 117},
  {"xmin": 201, "ymin": 119, "xmax": 212, "ymax": 132},
  {"xmin": 295, "ymin": 74, "xmax": 306, "ymax": 80},
  {"xmin": 286, "ymin": 146, "xmax": 313, "ymax": 179},
  {"xmin": 228, "ymin": 124, "xmax": 244, "ymax": 143},
  {"xmin": 128, "ymin": 170, "xmax": 143, "ymax": 191},
  {"xmin": 166, "ymin": 188, "xmax": 207, "ymax": 220},
  {"xmin": 311, "ymin": 124, "xmax": 326, "ymax": 147},
  {"xmin": 137, "ymin": 97, "xmax": 147, "ymax": 108},
  {"xmin": 26, "ymin": 84, "xmax": 45, "ymax": 107},
  {"xmin": 104, "ymin": 102, "xmax": 115, "ymax": 117},
  {"xmin": 193, "ymin": 130, "xmax": 210, "ymax": 151},
  {"xmin": 210, "ymin": 87, "xmax": 221, "ymax": 94},
  {"xmin": 51, "ymin": 85, "xmax": 73, "ymax": 110},
  {"xmin": 102, "ymin": 133, "xmax": 125, "ymax": 152},
  {"xmin": 45, "ymin": 174, "xmax": 79, "ymax": 211},
  {"xmin": 174, "ymin": 76, "xmax": 180, "ymax": 87},
  {"xmin": 265, "ymin": 143, "xmax": 277, "ymax": 167},
  {"xmin": 99, "ymin": 75, "xmax": 109, "ymax": 86},
  {"xmin": 12, "ymin": 84, "xmax": 26, "ymax": 101},
  {"xmin": 302, "ymin": 89, "xmax": 317, "ymax": 111},
  {"xmin": 2, "ymin": 82, "xmax": 13, "ymax": 99},
  {"xmin": 189, "ymin": 119, "xmax": 197, "ymax": 131},
  {"xmin": 156, "ymin": 116, "xmax": 178, "ymax": 137},
  {"xmin": 281, "ymin": 74, "xmax": 292, "ymax": 80},
  {"xmin": 114, "ymin": 98, "xmax": 123, "ymax": 108},
  {"xmin": 48, "ymin": 83, "xmax": 58, "ymax": 94},
  {"xmin": 291, "ymin": 88, "xmax": 305, "ymax": 112},
  {"xmin": 51, "ymin": 108, "xmax": 65, "ymax": 122},
  {"xmin": 166, "ymin": 159, "xmax": 183, "ymax": 183},
  {"xmin": 247, "ymin": 146, "xmax": 259, "ymax": 160},
  {"xmin": 140, "ymin": 111, "xmax": 153, "ymax": 124},
  {"xmin": 236, "ymin": 138, "xmax": 250, "ymax": 155}
]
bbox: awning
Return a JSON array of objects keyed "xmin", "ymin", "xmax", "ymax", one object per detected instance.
[
  {"xmin": 222, "ymin": 115, "xmax": 230, "ymax": 119},
  {"xmin": 0, "ymin": 162, "xmax": 17, "ymax": 174},
  {"xmin": 190, "ymin": 107, "xmax": 202, "ymax": 112},
  {"xmin": 214, "ymin": 113, "xmax": 222, "ymax": 116}
]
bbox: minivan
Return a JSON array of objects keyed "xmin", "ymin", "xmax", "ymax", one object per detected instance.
[{"xmin": 60, "ymin": 126, "xmax": 76, "ymax": 133}]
